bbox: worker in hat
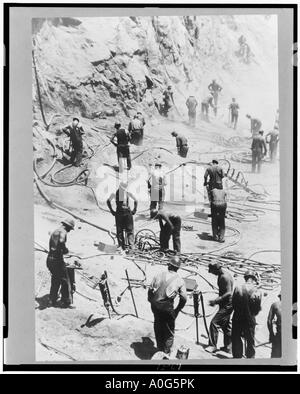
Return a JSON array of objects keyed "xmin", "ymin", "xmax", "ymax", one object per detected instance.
[
  {"xmin": 251, "ymin": 130, "xmax": 267, "ymax": 173},
  {"xmin": 231, "ymin": 270, "xmax": 262, "ymax": 358},
  {"xmin": 246, "ymin": 114, "xmax": 262, "ymax": 137},
  {"xmin": 148, "ymin": 161, "xmax": 167, "ymax": 215},
  {"xmin": 171, "ymin": 131, "xmax": 189, "ymax": 158},
  {"xmin": 228, "ymin": 98, "xmax": 239, "ymax": 129},
  {"xmin": 128, "ymin": 112, "xmax": 145, "ymax": 146},
  {"xmin": 151, "ymin": 209, "xmax": 182, "ymax": 253},
  {"xmin": 46, "ymin": 218, "xmax": 75, "ymax": 308},
  {"xmin": 205, "ymin": 263, "xmax": 234, "ymax": 354},
  {"xmin": 208, "ymin": 79, "xmax": 222, "ymax": 116},
  {"xmin": 161, "ymin": 85, "xmax": 174, "ymax": 117},
  {"xmin": 61, "ymin": 117, "xmax": 85, "ymax": 167},
  {"xmin": 201, "ymin": 92, "xmax": 216, "ymax": 121},
  {"xmin": 186, "ymin": 95, "xmax": 198, "ymax": 127},
  {"xmin": 267, "ymin": 293, "xmax": 282, "ymax": 358},
  {"xmin": 107, "ymin": 181, "xmax": 138, "ymax": 250},
  {"xmin": 148, "ymin": 256, "xmax": 187, "ymax": 355},
  {"xmin": 110, "ymin": 121, "xmax": 131, "ymax": 172}
]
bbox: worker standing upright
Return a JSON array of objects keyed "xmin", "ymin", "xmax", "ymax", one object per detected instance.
[
  {"xmin": 46, "ymin": 218, "xmax": 75, "ymax": 308},
  {"xmin": 201, "ymin": 93, "xmax": 215, "ymax": 121},
  {"xmin": 228, "ymin": 98, "xmax": 239, "ymax": 129},
  {"xmin": 208, "ymin": 79, "xmax": 222, "ymax": 116},
  {"xmin": 62, "ymin": 117, "xmax": 84, "ymax": 167},
  {"xmin": 171, "ymin": 131, "xmax": 189, "ymax": 158},
  {"xmin": 232, "ymin": 270, "xmax": 262, "ymax": 359},
  {"xmin": 251, "ymin": 130, "xmax": 267, "ymax": 173},
  {"xmin": 203, "ymin": 160, "xmax": 225, "ymax": 202},
  {"xmin": 266, "ymin": 128, "xmax": 279, "ymax": 163},
  {"xmin": 148, "ymin": 161, "xmax": 167, "ymax": 215},
  {"xmin": 148, "ymin": 256, "xmax": 187, "ymax": 355},
  {"xmin": 151, "ymin": 209, "xmax": 182, "ymax": 253},
  {"xmin": 267, "ymin": 293, "xmax": 282, "ymax": 358},
  {"xmin": 186, "ymin": 95, "xmax": 198, "ymax": 127},
  {"xmin": 246, "ymin": 114, "xmax": 262, "ymax": 137},
  {"xmin": 128, "ymin": 113, "xmax": 145, "ymax": 146},
  {"xmin": 210, "ymin": 187, "xmax": 227, "ymax": 242},
  {"xmin": 110, "ymin": 121, "xmax": 131, "ymax": 171},
  {"xmin": 205, "ymin": 263, "xmax": 234, "ymax": 354},
  {"xmin": 162, "ymin": 85, "xmax": 174, "ymax": 117},
  {"xmin": 107, "ymin": 182, "xmax": 138, "ymax": 250}
]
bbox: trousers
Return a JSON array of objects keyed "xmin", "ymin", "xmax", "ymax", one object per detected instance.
[
  {"xmin": 188, "ymin": 109, "xmax": 196, "ymax": 126},
  {"xmin": 252, "ymin": 150, "xmax": 263, "ymax": 173},
  {"xmin": 115, "ymin": 211, "xmax": 134, "ymax": 249},
  {"xmin": 117, "ymin": 146, "xmax": 131, "ymax": 170},
  {"xmin": 47, "ymin": 256, "xmax": 72, "ymax": 305},
  {"xmin": 232, "ymin": 315, "xmax": 256, "ymax": 358},
  {"xmin": 160, "ymin": 218, "xmax": 181, "ymax": 253},
  {"xmin": 211, "ymin": 204, "xmax": 226, "ymax": 241},
  {"xmin": 151, "ymin": 303, "xmax": 176, "ymax": 354},
  {"xmin": 209, "ymin": 305, "xmax": 233, "ymax": 348}
]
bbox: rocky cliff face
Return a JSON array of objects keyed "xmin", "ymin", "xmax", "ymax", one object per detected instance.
[{"xmin": 32, "ymin": 14, "xmax": 278, "ymax": 129}]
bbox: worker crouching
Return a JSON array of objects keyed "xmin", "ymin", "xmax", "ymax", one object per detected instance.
[
  {"xmin": 171, "ymin": 131, "xmax": 189, "ymax": 158},
  {"xmin": 46, "ymin": 218, "xmax": 75, "ymax": 308},
  {"xmin": 151, "ymin": 209, "xmax": 182, "ymax": 253},
  {"xmin": 148, "ymin": 256, "xmax": 187, "ymax": 355}
]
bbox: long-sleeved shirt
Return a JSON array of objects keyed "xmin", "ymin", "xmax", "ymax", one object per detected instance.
[
  {"xmin": 251, "ymin": 135, "xmax": 267, "ymax": 154},
  {"xmin": 215, "ymin": 269, "xmax": 234, "ymax": 308},
  {"xmin": 148, "ymin": 168, "xmax": 167, "ymax": 190},
  {"xmin": 208, "ymin": 82, "xmax": 222, "ymax": 93},
  {"xmin": 267, "ymin": 301, "xmax": 282, "ymax": 337},
  {"xmin": 204, "ymin": 165, "xmax": 224, "ymax": 188},
  {"xmin": 110, "ymin": 128, "xmax": 130, "ymax": 147},
  {"xmin": 229, "ymin": 102, "xmax": 239, "ymax": 115},
  {"xmin": 148, "ymin": 269, "xmax": 187, "ymax": 310},
  {"xmin": 107, "ymin": 187, "xmax": 138, "ymax": 215},
  {"xmin": 48, "ymin": 227, "xmax": 69, "ymax": 260},
  {"xmin": 62, "ymin": 124, "xmax": 84, "ymax": 147}
]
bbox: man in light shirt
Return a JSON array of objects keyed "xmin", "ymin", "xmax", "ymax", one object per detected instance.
[
  {"xmin": 148, "ymin": 161, "xmax": 167, "ymax": 216},
  {"xmin": 148, "ymin": 256, "xmax": 187, "ymax": 355}
]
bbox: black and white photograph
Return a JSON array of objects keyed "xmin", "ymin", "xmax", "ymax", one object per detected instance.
[{"xmin": 32, "ymin": 12, "xmax": 284, "ymax": 363}]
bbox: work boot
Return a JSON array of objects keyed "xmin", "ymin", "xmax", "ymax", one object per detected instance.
[
  {"xmin": 219, "ymin": 239, "xmax": 225, "ymax": 243},
  {"xmin": 205, "ymin": 345, "xmax": 217, "ymax": 354},
  {"xmin": 220, "ymin": 346, "xmax": 232, "ymax": 354}
]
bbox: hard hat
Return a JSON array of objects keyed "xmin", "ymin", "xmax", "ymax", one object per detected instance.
[
  {"xmin": 244, "ymin": 270, "xmax": 259, "ymax": 283},
  {"xmin": 169, "ymin": 256, "xmax": 181, "ymax": 268},
  {"xmin": 171, "ymin": 131, "xmax": 178, "ymax": 137},
  {"xmin": 168, "ymin": 85, "xmax": 172, "ymax": 89},
  {"xmin": 155, "ymin": 161, "xmax": 162, "ymax": 167},
  {"xmin": 61, "ymin": 218, "xmax": 75, "ymax": 230},
  {"xmin": 72, "ymin": 117, "xmax": 80, "ymax": 122},
  {"xmin": 114, "ymin": 121, "xmax": 121, "ymax": 128},
  {"xmin": 208, "ymin": 262, "xmax": 221, "ymax": 273}
]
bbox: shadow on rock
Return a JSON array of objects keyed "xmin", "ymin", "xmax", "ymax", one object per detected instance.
[{"xmin": 130, "ymin": 337, "xmax": 157, "ymax": 360}]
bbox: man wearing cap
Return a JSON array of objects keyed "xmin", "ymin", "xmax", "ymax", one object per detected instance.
[
  {"xmin": 251, "ymin": 130, "xmax": 267, "ymax": 173},
  {"xmin": 46, "ymin": 218, "xmax": 75, "ymax": 308},
  {"xmin": 204, "ymin": 160, "xmax": 225, "ymax": 202},
  {"xmin": 267, "ymin": 293, "xmax": 282, "ymax": 358},
  {"xmin": 148, "ymin": 162, "xmax": 167, "ymax": 215},
  {"xmin": 246, "ymin": 114, "xmax": 262, "ymax": 137},
  {"xmin": 151, "ymin": 209, "xmax": 182, "ymax": 253},
  {"xmin": 107, "ymin": 182, "xmax": 138, "ymax": 250},
  {"xmin": 205, "ymin": 263, "xmax": 234, "ymax": 354},
  {"xmin": 186, "ymin": 95, "xmax": 198, "ymax": 127},
  {"xmin": 228, "ymin": 98, "xmax": 239, "ymax": 129},
  {"xmin": 231, "ymin": 270, "xmax": 262, "ymax": 358},
  {"xmin": 62, "ymin": 117, "xmax": 84, "ymax": 167},
  {"xmin": 171, "ymin": 131, "xmax": 189, "ymax": 158},
  {"xmin": 148, "ymin": 256, "xmax": 187, "ymax": 355},
  {"xmin": 110, "ymin": 121, "xmax": 131, "ymax": 171}
]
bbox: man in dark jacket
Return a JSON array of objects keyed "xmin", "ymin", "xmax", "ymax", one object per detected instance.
[
  {"xmin": 210, "ymin": 188, "xmax": 227, "ymax": 242},
  {"xmin": 62, "ymin": 117, "xmax": 84, "ymax": 166},
  {"xmin": 162, "ymin": 86, "xmax": 174, "ymax": 117},
  {"xmin": 171, "ymin": 131, "xmax": 189, "ymax": 158},
  {"xmin": 148, "ymin": 256, "xmax": 187, "ymax": 355},
  {"xmin": 251, "ymin": 130, "xmax": 267, "ymax": 173},
  {"xmin": 151, "ymin": 209, "xmax": 182, "ymax": 253},
  {"xmin": 46, "ymin": 218, "xmax": 75, "ymax": 308},
  {"xmin": 107, "ymin": 182, "xmax": 138, "ymax": 250},
  {"xmin": 205, "ymin": 263, "xmax": 234, "ymax": 354},
  {"xmin": 204, "ymin": 160, "xmax": 225, "ymax": 202},
  {"xmin": 267, "ymin": 293, "xmax": 282, "ymax": 358},
  {"xmin": 232, "ymin": 270, "xmax": 262, "ymax": 358},
  {"xmin": 110, "ymin": 121, "xmax": 132, "ymax": 171}
]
